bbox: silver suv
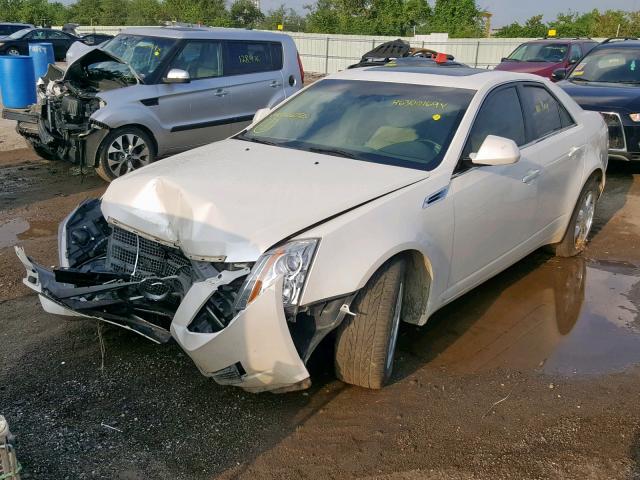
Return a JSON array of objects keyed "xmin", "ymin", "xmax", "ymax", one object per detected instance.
[{"xmin": 7, "ymin": 26, "xmax": 303, "ymax": 181}]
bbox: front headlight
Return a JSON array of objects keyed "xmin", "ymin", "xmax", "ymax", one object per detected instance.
[
  {"xmin": 234, "ymin": 239, "xmax": 318, "ymax": 312},
  {"xmin": 630, "ymin": 113, "xmax": 640, "ymax": 122}
]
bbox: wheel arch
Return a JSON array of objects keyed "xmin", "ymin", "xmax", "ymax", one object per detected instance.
[{"xmin": 93, "ymin": 123, "xmax": 158, "ymax": 167}]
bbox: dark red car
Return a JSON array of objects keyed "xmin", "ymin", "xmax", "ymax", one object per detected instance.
[{"xmin": 495, "ymin": 39, "xmax": 599, "ymax": 80}]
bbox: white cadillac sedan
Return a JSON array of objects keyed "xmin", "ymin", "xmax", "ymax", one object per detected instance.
[{"xmin": 16, "ymin": 63, "xmax": 607, "ymax": 393}]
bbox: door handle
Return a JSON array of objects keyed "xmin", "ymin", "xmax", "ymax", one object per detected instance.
[
  {"xmin": 568, "ymin": 145, "xmax": 583, "ymax": 157},
  {"xmin": 269, "ymin": 81, "xmax": 282, "ymax": 88},
  {"xmin": 214, "ymin": 89, "xmax": 229, "ymax": 97},
  {"xmin": 522, "ymin": 169, "xmax": 541, "ymax": 184}
]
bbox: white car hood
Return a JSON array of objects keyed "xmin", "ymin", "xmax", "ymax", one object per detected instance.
[{"xmin": 101, "ymin": 139, "xmax": 427, "ymax": 262}]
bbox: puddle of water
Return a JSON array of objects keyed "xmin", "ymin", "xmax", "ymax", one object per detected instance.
[
  {"xmin": 399, "ymin": 254, "xmax": 640, "ymax": 376},
  {"xmin": 0, "ymin": 218, "xmax": 58, "ymax": 249},
  {"xmin": 0, "ymin": 218, "xmax": 29, "ymax": 248}
]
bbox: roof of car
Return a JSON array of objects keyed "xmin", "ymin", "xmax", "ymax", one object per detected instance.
[
  {"xmin": 329, "ymin": 66, "xmax": 546, "ymax": 91},
  {"xmin": 594, "ymin": 39, "xmax": 640, "ymax": 49},
  {"xmin": 120, "ymin": 26, "xmax": 288, "ymax": 41},
  {"xmin": 525, "ymin": 38, "xmax": 596, "ymax": 44}
]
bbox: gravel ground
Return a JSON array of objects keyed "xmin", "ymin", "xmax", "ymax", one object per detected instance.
[{"xmin": 0, "ymin": 154, "xmax": 640, "ymax": 479}]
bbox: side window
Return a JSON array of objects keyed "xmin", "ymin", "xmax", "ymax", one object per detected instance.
[
  {"xmin": 170, "ymin": 41, "xmax": 222, "ymax": 80},
  {"xmin": 462, "ymin": 86, "xmax": 526, "ymax": 159},
  {"xmin": 568, "ymin": 44, "xmax": 582, "ymax": 64},
  {"xmin": 26, "ymin": 30, "xmax": 44, "ymax": 39},
  {"xmin": 225, "ymin": 41, "xmax": 279, "ymax": 75},
  {"xmin": 521, "ymin": 85, "xmax": 566, "ymax": 140}
]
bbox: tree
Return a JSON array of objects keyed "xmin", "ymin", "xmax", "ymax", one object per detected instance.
[
  {"xmin": 404, "ymin": 0, "xmax": 431, "ymax": 34},
  {"xmin": 259, "ymin": 4, "xmax": 306, "ymax": 31},
  {"xmin": 69, "ymin": 0, "xmax": 102, "ymax": 25},
  {"xmin": 100, "ymin": 0, "xmax": 129, "ymax": 24},
  {"xmin": 162, "ymin": 0, "xmax": 229, "ymax": 25},
  {"xmin": 495, "ymin": 14, "xmax": 547, "ymax": 38},
  {"xmin": 127, "ymin": 0, "xmax": 161, "ymax": 25},
  {"xmin": 229, "ymin": 0, "xmax": 264, "ymax": 28},
  {"xmin": 429, "ymin": 0, "xmax": 483, "ymax": 37}
]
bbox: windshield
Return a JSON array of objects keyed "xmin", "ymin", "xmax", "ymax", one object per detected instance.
[
  {"xmin": 238, "ymin": 79, "xmax": 475, "ymax": 171},
  {"xmin": 0, "ymin": 25, "xmax": 28, "ymax": 36},
  {"xmin": 101, "ymin": 34, "xmax": 176, "ymax": 79},
  {"xmin": 79, "ymin": 60, "xmax": 138, "ymax": 90},
  {"xmin": 569, "ymin": 48, "xmax": 640, "ymax": 84},
  {"xmin": 7, "ymin": 28, "xmax": 31, "ymax": 39},
  {"xmin": 508, "ymin": 43, "xmax": 568, "ymax": 63}
]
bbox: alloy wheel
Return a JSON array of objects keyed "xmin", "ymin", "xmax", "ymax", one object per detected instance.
[
  {"xmin": 106, "ymin": 133, "xmax": 151, "ymax": 178},
  {"xmin": 574, "ymin": 190, "xmax": 595, "ymax": 249},
  {"xmin": 386, "ymin": 282, "xmax": 404, "ymax": 373}
]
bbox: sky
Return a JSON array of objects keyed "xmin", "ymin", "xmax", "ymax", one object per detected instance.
[{"xmin": 259, "ymin": 0, "xmax": 640, "ymax": 27}]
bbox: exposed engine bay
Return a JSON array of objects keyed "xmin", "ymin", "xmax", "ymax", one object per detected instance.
[
  {"xmin": 4, "ymin": 49, "xmax": 135, "ymax": 164},
  {"xmin": 26, "ymin": 199, "xmax": 252, "ymax": 343}
]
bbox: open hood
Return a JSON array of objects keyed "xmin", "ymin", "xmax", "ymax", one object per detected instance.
[
  {"xmin": 63, "ymin": 48, "xmax": 140, "ymax": 91},
  {"xmin": 101, "ymin": 139, "xmax": 428, "ymax": 262}
]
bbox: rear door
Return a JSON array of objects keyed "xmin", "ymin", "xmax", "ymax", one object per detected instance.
[
  {"xmin": 156, "ymin": 39, "xmax": 232, "ymax": 152},
  {"xmin": 518, "ymin": 83, "xmax": 585, "ymax": 234},
  {"xmin": 222, "ymin": 40, "xmax": 286, "ymax": 135}
]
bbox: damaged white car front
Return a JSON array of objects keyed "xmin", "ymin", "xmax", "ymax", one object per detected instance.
[{"xmin": 15, "ymin": 199, "xmax": 338, "ymax": 392}]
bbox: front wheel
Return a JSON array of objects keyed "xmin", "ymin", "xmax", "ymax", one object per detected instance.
[
  {"xmin": 95, "ymin": 127, "xmax": 156, "ymax": 182},
  {"xmin": 7, "ymin": 47, "xmax": 20, "ymax": 56},
  {"xmin": 334, "ymin": 257, "xmax": 405, "ymax": 389},
  {"xmin": 549, "ymin": 178, "xmax": 599, "ymax": 257}
]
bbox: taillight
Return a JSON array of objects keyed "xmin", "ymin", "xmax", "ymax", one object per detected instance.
[{"xmin": 297, "ymin": 51, "xmax": 304, "ymax": 85}]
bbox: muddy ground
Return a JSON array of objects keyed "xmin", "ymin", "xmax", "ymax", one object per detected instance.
[{"xmin": 0, "ymin": 152, "xmax": 640, "ymax": 480}]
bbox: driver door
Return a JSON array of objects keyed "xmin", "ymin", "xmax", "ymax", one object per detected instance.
[{"xmin": 445, "ymin": 84, "xmax": 538, "ymax": 300}]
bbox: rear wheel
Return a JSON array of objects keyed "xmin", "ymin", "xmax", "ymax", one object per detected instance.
[
  {"xmin": 334, "ymin": 257, "xmax": 405, "ymax": 389},
  {"xmin": 550, "ymin": 178, "xmax": 599, "ymax": 257},
  {"xmin": 95, "ymin": 127, "xmax": 156, "ymax": 182}
]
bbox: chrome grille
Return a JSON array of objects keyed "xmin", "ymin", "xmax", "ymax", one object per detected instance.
[
  {"xmin": 106, "ymin": 226, "xmax": 192, "ymax": 295},
  {"xmin": 601, "ymin": 112, "xmax": 626, "ymax": 151}
]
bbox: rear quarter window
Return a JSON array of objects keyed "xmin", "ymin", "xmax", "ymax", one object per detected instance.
[{"xmin": 225, "ymin": 41, "xmax": 283, "ymax": 75}]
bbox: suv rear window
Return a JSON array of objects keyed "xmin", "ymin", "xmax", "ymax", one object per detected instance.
[{"xmin": 225, "ymin": 41, "xmax": 283, "ymax": 75}]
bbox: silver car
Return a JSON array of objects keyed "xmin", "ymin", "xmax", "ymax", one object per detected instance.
[{"xmin": 8, "ymin": 26, "xmax": 303, "ymax": 181}]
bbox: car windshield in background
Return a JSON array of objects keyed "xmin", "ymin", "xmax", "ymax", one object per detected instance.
[
  {"xmin": 238, "ymin": 79, "xmax": 475, "ymax": 171},
  {"xmin": 508, "ymin": 43, "xmax": 568, "ymax": 62},
  {"xmin": 7, "ymin": 28, "xmax": 31, "ymax": 39},
  {"xmin": 101, "ymin": 34, "xmax": 176, "ymax": 79},
  {"xmin": 569, "ymin": 48, "xmax": 640, "ymax": 84}
]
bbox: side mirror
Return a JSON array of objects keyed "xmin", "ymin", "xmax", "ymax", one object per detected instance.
[
  {"xmin": 164, "ymin": 68, "xmax": 190, "ymax": 84},
  {"xmin": 552, "ymin": 68, "xmax": 567, "ymax": 81},
  {"xmin": 253, "ymin": 107, "xmax": 271, "ymax": 124},
  {"xmin": 471, "ymin": 135, "xmax": 520, "ymax": 166}
]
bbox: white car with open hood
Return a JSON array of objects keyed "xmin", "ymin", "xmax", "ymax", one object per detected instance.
[{"xmin": 16, "ymin": 63, "xmax": 608, "ymax": 393}]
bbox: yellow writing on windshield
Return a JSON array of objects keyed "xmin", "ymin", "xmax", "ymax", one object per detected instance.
[{"xmin": 392, "ymin": 99, "xmax": 448, "ymax": 110}]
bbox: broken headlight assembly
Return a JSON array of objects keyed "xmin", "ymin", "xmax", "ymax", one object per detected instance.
[{"xmin": 234, "ymin": 239, "xmax": 318, "ymax": 313}]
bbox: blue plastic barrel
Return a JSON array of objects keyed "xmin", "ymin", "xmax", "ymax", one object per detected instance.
[
  {"xmin": 29, "ymin": 42, "xmax": 54, "ymax": 79},
  {"xmin": 0, "ymin": 55, "xmax": 36, "ymax": 108}
]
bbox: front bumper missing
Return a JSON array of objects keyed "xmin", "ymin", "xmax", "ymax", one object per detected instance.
[{"xmin": 15, "ymin": 247, "xmax": 310, "ymax": 392}]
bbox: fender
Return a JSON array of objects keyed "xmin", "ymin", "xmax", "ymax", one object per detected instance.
[{"xmin": 298, "ymin": 172, "xmax": 454, "ymax": 325}]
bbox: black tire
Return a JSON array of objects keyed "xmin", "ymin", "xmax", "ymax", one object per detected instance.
[
  {"xmin": 7, "ymin": 47, "xmax": 21, "ymax": 56},
  {"xmin": 27, "ymin": 140, "xmax": 58, "ymax": 161},
  {"xmin": 334, "ymin": 257, "xmax": 405, "ymax": 389},
  {"xmin": 95, "ymin": 126, "xmax": 156, "ymax": 182},
  {"xmin": 549, "ymin": 178, "xmax": 599, "ymax": 257}
]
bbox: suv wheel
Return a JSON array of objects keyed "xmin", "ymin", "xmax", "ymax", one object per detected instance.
[
  {"xmin": 95, "ymin": 127, "xmax": 156, "ymax": 182},
  {"xmin": 334, "ymin": 257, "xmax": 405, "ymax": 389}
]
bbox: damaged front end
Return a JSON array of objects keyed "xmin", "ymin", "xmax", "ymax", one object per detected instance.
[
  {"xmin": 15, "ymin": 199, "xmax": 348, "ymax": 392},
  {"xmin": 3, "ymin": 49, "xmax": 134, "ymax": 165}
]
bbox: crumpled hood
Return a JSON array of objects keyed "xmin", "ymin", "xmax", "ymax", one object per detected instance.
[{"xmin": 101, "ymin": 140, "xmax": 428, "ymax": 262}]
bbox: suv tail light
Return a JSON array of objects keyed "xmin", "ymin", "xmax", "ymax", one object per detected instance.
[{"xmin": 297, "ymin": 51, "xmax": 304, "ymax": 85}]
